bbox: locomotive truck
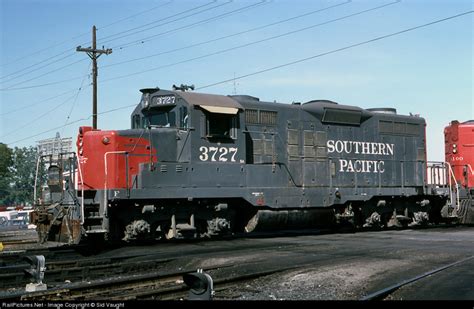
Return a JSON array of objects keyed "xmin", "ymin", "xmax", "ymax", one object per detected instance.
[{"xmin": 31, "ymin": 87, "xmax": 471, "ymax": 244}]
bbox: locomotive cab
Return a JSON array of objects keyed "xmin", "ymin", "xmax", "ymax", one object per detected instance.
[
  {"xmin": 114, "ymin": 89, "xmax": 248, "ymax": 240},
  {"xmin": 130, "ymin": 88, "xmax": 246, "ymax": 164}
]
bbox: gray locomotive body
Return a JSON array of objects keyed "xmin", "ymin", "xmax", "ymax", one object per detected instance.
[{"xmin": 32, "ymin": 88, "xmax": 446, "ymax": 243}]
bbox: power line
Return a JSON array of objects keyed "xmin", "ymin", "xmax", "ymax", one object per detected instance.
[
  {"xmin": 0, "ymin": 49, "xmax": 76, "ymax": 81},
  {"xmin": 1, "ymin": 0, "xmax": 389, "ymax": 90},
  {"xmin": 0, "ymin": 37, "xmax": 88, "ymax": 70},
  {"xmin": 99, "ymin": 0, "xmax": 221, "ymax": 44},
  {"xmin": 0, "ymin": 1, "xmax": 207, "ymax": 81},
  {"xmin": 0, "ymin": 76, "xmax": 86, "ymax": 91},
  {"xmin": 5, "ymin": 103, "xmax": 137, "ymax": 146},
  {"xmin": 5, "ymin": 118, "xmax": 87, "ymax": 146},
  {"xmin": 113, "ymin": 0, "xmax": 269, "ymax": 50},
  {"xmin": 8, "ymin": 10, "xmax": 472, "ymax": 147},
  {"xmin": 61, "ymin": 64, "xmax": 92, "ymax": 137},
  {"xmin": 97, "ymin": 1, "xmax": 174, "ymax": 31},
  {"xmin": 1, "ymin": 58, "xmax": 88, "ymax": 90},
  {"xmin": 0, "ymin": 0, "xmax": 173, "ymax": 70},
  {"xmin": 0, "ymin": 1, "xmax": 222, "ymax": 89},
  {"xmin": 0, "ymin": 88, "xmax": 80, "ymax": 116},
  {"xmin": 0, "ymin": 1, "xmax": 266, "ymax": 91},
  {"xmin": 0, "ymin": 92, "xmax": 80, "ymax": 139},
  {"xmin": 0, "ymin": 1, "xmax": 268, "ymax": 91},
  {"xmin": 0, "ymin": 0, "xmax": 174, "ymax": 86},
  {"xmin": 197, "ymin": 10, "xmax": 474, "ymax": 90},
  {"xmin": 103, "ymin": 0, "xmax": 352, "ymax": 69},
  {"xmin": 102, "ymin": 0, "xmax": 399, "ymax": 83},
  {"xmin": 0, "ymin": 52, "xmax": 77, "ymax": 82}
]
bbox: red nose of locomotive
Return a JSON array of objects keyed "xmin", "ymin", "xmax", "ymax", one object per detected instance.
[
  {"xmin": 77, "ymin": 126, "xmax": 156, "ymax": 191},
  {"xmin": 444, "ymin": 120, "xmax": 474, "ymax": 188}
]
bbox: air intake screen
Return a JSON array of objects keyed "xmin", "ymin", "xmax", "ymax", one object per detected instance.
[{"xmin": 322, "ymin": 108, "xmax": 361, "ymax": 125}]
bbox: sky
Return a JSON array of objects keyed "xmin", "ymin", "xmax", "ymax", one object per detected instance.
[{"xmin": 0, "ymin": 0, "xmax": 472, "ymax": 162}]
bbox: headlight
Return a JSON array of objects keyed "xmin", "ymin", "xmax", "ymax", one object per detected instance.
[{"xmin": 142, "ymin": 93, "xmax": 150, "ymax": 108}]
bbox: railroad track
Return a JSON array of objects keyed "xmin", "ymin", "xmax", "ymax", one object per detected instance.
[
  {"xmin": 0, "ymin": 229, "xmax": 39, "ymax": 250},
  {"xmin": 0, "ymin": 239, "xmax": 39, "ymax": 251},
  {"xmin": 1, "ymin": 257, "xmax": 315, "ymax": 301},
  {"xmin": 1, "ymin": 225, "xmax": 471, "ymax": 300},
  {"xmin": 0, "ymin": 234, "xmax": 335, "ymax": 300},
  {"xmin": 360, "ymin": 255, "xmax": 474, "ymax": 300},
  {"xmin": 0, "ymin": 244, "xmax": 83, "ymax": 266},
  {"xmin": 0, "ymin": 238, "xmax": 421, "ymax": 301},
  {"xmin": 0, "ymin": 254, "xmax": 174, "ymax": 291}
]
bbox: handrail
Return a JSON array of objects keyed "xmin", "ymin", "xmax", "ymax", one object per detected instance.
[
  {"xmin": 426, "ymin": 161, "xmax": 446, "ymax": 186},
  {"xmin": 449, "ymin": 163, "xmax": 474, "ymax": 176},
  {"xmin": 76, "ymin": 152, "xmax": 85, "ymax": 225},
  {"xmin": 444, "ymin": 162, "xmax": 460, "ymax": 211},
  {"xmin": 467, "ymin": 164, "xmax": 474, "ymax": 176},
  {"xmin": 33, "ymin": 155, "xmax": 41, "ymax": 204},
  {"xmin": 468, "ymin": 164, "xmax": 474, "ymax": 176}
]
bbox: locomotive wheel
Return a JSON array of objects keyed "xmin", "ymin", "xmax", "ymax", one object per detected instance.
[{"xmin": 152, "ymin": 221, "xmax": 170, "ymax": 241}]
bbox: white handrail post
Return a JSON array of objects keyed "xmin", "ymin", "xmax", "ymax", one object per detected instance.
[
  {"xmin": 444, "ymin": 162, "xmax": 460, "ymax": 213},
  {"xmin": 33, "ymin": 155, "xmax": 41, "ymax": 204}
]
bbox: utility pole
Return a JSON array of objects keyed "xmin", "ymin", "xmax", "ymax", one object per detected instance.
[{"xmin": 76, "ymin": 25, "xmax": 112, "ymax": 129}]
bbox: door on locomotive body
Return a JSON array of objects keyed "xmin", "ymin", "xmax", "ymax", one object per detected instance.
[
  {"xmin": 286, "ymin": 120, "xmax": 303, "ymax": 187},
  {"xmin": 289, "ymin": 119, "xmax": 328, "ymax": 188},
  {"xmin": 285, "ymin": 106, "xmax": 310, "ymax": 188},
  {"xmin": 301, "ymin": 121, "xmax": 330, "ymax": 189}
]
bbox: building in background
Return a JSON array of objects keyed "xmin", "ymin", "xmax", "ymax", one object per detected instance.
[
  {"xmin": 36, "ymin": 132, "xmax": 72, "ymax": 158},
  {"xmin": 35, "ymin": 132, "xmax": 75, "ymax": 205}
]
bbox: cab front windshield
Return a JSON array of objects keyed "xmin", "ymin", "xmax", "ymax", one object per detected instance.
[{"xmin": 145, "ymin": 109, "xmax": 176, "ymax": 128}]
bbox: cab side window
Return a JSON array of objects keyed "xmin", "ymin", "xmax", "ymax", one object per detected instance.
[
  {"xmin": 206, "ymin": 113, "xmax": 237, "ymax": 139},
  {"xmin": 132, "ymin": 115, "xmax": 141, "ymax": 129},
  {"xmin": 179, "ymin": 106, "xmax": 188, "ymax": 129}
]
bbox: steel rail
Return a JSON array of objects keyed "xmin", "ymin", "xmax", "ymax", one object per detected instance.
[{"xmin": 360, "ymin": 255, "xmax": 474, "ymax": 300}]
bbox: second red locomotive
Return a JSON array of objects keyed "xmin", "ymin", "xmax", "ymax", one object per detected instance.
[{"xmin": 444, "ymin": 120, "xmax": 474, "ymax": 223}]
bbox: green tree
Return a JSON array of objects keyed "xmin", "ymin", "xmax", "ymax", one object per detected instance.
[
  {"xmin": 0, "ymin": 143, "xmax": 13, "ymax": 205},
  {"xmin": 10, "ymin": 146, "xmax": 38, "ymax": 206}
]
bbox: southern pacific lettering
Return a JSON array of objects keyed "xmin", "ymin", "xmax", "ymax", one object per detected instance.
[
  {"xmin": 327, "ymin": 140, "xmax": 394, "ymax": 156},
  {"xmin": 327, "ymin": 139, "xmax": 394, "ymax": 173}
]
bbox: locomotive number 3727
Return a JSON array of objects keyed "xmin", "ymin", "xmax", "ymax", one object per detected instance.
[{"xmin": 199, "ymin": 146, "xmax": 238, "ymax": 162}]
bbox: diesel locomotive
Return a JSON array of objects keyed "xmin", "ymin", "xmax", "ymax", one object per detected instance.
[
  {"xmin": 444, "ymin": 120, "xmax": 474, "ymax": 224},
  {"xmin": 31, "ymin": 87, "xmax": 473, "ymax": 244}
]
